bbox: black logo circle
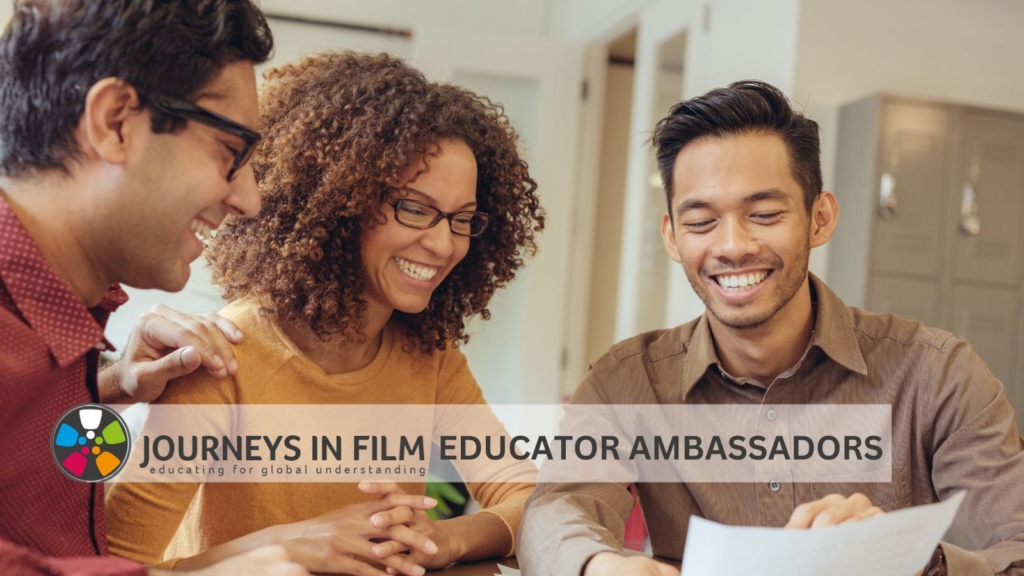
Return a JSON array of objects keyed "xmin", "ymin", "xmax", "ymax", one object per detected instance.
[{"xmin": 50, "ymin": 404, "xmax": 131, "ymax": 482}]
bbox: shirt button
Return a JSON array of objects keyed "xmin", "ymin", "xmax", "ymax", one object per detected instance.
[
  {"xmin": 94, "ymin": 342, "xmax": 107, "ymax": 351},
  {"xmin": 766, "ymin": 409, "xmax": 777, "ymax": 421},
  {"xmin": 769, "ymin": 480, "xmax": 781, "ymax": 492}
]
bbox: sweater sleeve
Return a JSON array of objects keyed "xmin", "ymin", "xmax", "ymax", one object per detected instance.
[
  {"xmin": 105, "ymin": 364, "xmax": 239, "ymax": 566},
  {"xmin": 0, "ymin": 538, "xmax": 146, "ymax": 576},
  {"xmin": 104, "ymin": 478, "xmax": 200, "ymax": 566},
  {"xmin": 433, "ymin": 347, "xmax": 537, "ymax": 556}
]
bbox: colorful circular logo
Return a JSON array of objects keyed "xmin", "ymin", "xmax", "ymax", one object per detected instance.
[{"xmin": 50, "ymin": 404, "xmax": 131, "ymax": 482}]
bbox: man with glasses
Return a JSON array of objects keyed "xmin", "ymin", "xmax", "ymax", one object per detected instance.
[{"xmin": 0, "ymin": 1, "xmax": 309, "ymax": 575}]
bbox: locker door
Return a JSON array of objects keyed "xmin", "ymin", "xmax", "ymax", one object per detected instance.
[
  {"xmin": 949, "ymin": 285, "xmax": 1018, "ymax": 388},
  {"xmin": 867, "ymin": 276, "xmax": 939, "ymax": 327},
  {"xmin": 952, "ymin": 112, "xmax": 1024, "ymax": 286},
  {"xmin": 1018, "ymin": 292, "xmax": 1024, "ymax": 431},
  {"xmin": 871, "ymin": 101, "xmax": 951, "ymax": 279}
]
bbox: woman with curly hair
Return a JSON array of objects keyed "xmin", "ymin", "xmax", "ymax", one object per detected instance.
[{"xmin": 105, "ymin": 51, "xmax": 543, "ymax": 576}]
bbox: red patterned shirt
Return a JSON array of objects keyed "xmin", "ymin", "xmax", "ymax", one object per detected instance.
[{"xmin": 0, "ymin": 196, "xmax": 144, "ymax": 576}]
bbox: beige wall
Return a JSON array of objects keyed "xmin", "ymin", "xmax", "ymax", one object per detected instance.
[
  {"xmin": 262, "ymin": 18, "xmax": 411, "ymax": 73},
  {"xmin": 568, "ymin": 0, "xmax": 652, "ymax": 41},
  {"xmin": 794, "ymin": 0, "xmax": 1024, "ymax": 282},
  {"xmin": 261, "ymin": 0, "xmax": 571, "ymax": 38},
  {"xmin": 585, "ymin": 62, "xmax": 633, "ymax": 367}
]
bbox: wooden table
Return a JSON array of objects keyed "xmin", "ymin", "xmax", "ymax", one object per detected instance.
[
  {"xmin": 433, "ymin": 558, "xmax": 518, "ymax": 575},
  {"xmin": 433, "ymin": 555, "xmax": 681, "ymax": 574}
]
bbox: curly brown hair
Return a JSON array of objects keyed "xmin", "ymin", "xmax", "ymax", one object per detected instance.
[{"xmin": 206, "ymin": 51, "xmax": 544, "ymax": 353}]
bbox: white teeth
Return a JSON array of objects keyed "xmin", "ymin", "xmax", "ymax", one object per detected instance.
[
  {"xmin": 715, "ymin": 270, "xmax": 769, "ymax": 291},
  {"xmin": 189, "ymin": 219, "xmax": 214, "ymax": 242},
  {"xmin": 394, "ymin": 257, "xmax": 438, "ymax": 282}
]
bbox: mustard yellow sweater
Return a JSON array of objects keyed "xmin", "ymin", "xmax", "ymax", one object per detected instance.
[{"xmin": 105, "ymin": 298, "xmax": 535, "ymax": 566}]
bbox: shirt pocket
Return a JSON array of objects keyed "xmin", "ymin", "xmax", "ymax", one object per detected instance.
[{"xmin": 798, "ymin": 465, "xmax": 911, "ymax": 511}]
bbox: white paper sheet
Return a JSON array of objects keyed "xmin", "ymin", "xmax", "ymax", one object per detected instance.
[
  {"xmin": 680, "ymin": 491, "xmax": 964, "ymax": 576},
  {"xmin": 494, "ymin": 563, "xmax": 520, "ymax": 575}
]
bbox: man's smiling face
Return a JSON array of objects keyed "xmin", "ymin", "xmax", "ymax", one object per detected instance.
[{"xmin": 661, "ymin": 131, "xmax": 816, "ymax": 330}]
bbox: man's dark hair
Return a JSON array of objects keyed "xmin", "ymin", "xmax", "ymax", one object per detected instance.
[
  {"xmin": 0, "ymin": 0, "xmax": 274, "ymax": 177},
  {"xmin": 651, "ymin": 80, "xmax": 822, "ymax": 220}
]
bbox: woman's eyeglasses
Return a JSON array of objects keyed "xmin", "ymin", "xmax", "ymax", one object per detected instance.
[{"xmin": 388, "ymin": 198, "xmax": 490, "ymax": 237}]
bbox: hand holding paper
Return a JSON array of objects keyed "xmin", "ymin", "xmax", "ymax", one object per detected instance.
[
  {"xmin": 680, "ymin": 492, "xmax": 964, "ymax": 576},
  {"xmin": 784, "ymin": 492, "xmax": 885, "ymax": 529}
]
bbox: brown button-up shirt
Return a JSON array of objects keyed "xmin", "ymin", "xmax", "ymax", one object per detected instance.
[{"xmin": 518, "ymin": 274, "xmax": 1024, "ymax": 576}]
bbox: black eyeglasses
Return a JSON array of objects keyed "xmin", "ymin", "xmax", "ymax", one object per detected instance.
[
  {"xmin": 387, "ymin": 198, "xmax": 490, "ymax": 237},
  {"xmin": 140, "ymin": 91, "xmax": 261, "ymax": 182}
]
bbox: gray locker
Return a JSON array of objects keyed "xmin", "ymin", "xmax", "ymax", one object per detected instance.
[
  {"xmin": 1018, "ymin": 300, "xmax": 1024, "ymax": 425},
  {"xmin": 872, "ymin": 102, "xmax": 952, "ymax": 280},
  {"xmin": 951, "ymin": 111, "xmax": 1024, "ymax": 286},
  {"xmin": 829, "ymin": 95, "xmax": 1024, "ymax": 439},
  {"xmin": 867, "ymin": 275, "xmax": 939, "ymax": 328},
  {"xmin": 947, "ymin": 284, "xmax": 1018, "ymax": 386}
]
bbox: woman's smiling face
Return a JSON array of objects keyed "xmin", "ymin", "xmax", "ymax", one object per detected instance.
[{"xmin": 360, "ymin": 138, "xmax": 479, "ymax": 315}]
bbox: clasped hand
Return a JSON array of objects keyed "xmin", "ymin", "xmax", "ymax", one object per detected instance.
[{"xmin": 266, "ymin": 481, "xmax": 458, "ymax": 576}]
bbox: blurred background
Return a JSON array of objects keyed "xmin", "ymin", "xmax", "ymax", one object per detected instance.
[{"xmin": 4, "ymin": 0, "xmax": 1021, "ymax": 422}]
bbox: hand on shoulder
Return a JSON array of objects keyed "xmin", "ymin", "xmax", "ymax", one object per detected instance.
[{"xmin": 101, "ymin": 305, "xmax": 244, "ymax": 403}]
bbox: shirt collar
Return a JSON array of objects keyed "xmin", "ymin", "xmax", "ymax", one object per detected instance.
[
  {"xmin": 0, "ymin": 197, "xmax": 124, "ymax": 366},
  {"xmin": 806, "ymin": 273, "xmax": 868, "ymax": 377},
  {"xmin": 680, "ymin": 313, "xmax": 718, "ymax": 398},
  {"xmin": 679, "ymin": 272, "xmax": 868, "ymax": 399}
]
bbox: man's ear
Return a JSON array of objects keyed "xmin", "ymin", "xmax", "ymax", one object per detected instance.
[
  {"xmin": 661, "ymin": 212, "xmax": 683, "ymax": 263},
  {"xmin": 80, "ymin": 78, "xmax": 144, "ymax": 166},
  {"xmin": 809, "ymin": 191, "xmax": 839, "ymax": 249}
]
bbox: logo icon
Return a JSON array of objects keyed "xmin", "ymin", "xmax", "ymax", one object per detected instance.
[{"xmin": 51, "ymin": 404, "xmax": 131, "ymax": 482}]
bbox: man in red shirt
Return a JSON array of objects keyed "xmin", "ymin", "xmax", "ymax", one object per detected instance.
[{"xmin": 0, "ymin": 1, "xmax": 311, "ymax": 575}]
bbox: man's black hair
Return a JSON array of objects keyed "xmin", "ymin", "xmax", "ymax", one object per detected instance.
[
  {"xmin": 652, "ymin": 80, "xmax": 822, "ymax": 220},
  {"xmin": 0, "ymin": 0, "xmax": 274, "ymax": 176}
]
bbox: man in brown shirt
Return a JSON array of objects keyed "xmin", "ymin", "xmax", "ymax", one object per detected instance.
[{"xmin": 517, "ymin": 81, "xmax": 1024, "ymax": 575}]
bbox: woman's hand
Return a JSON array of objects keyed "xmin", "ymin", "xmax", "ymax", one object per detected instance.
[
  {"xmin": 263, "ymin": 490, "xmax": 439, "ymax": 576},
  {"xmin": 359, "ymin": 481, "xmax": 464, "ymax": 571}
]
